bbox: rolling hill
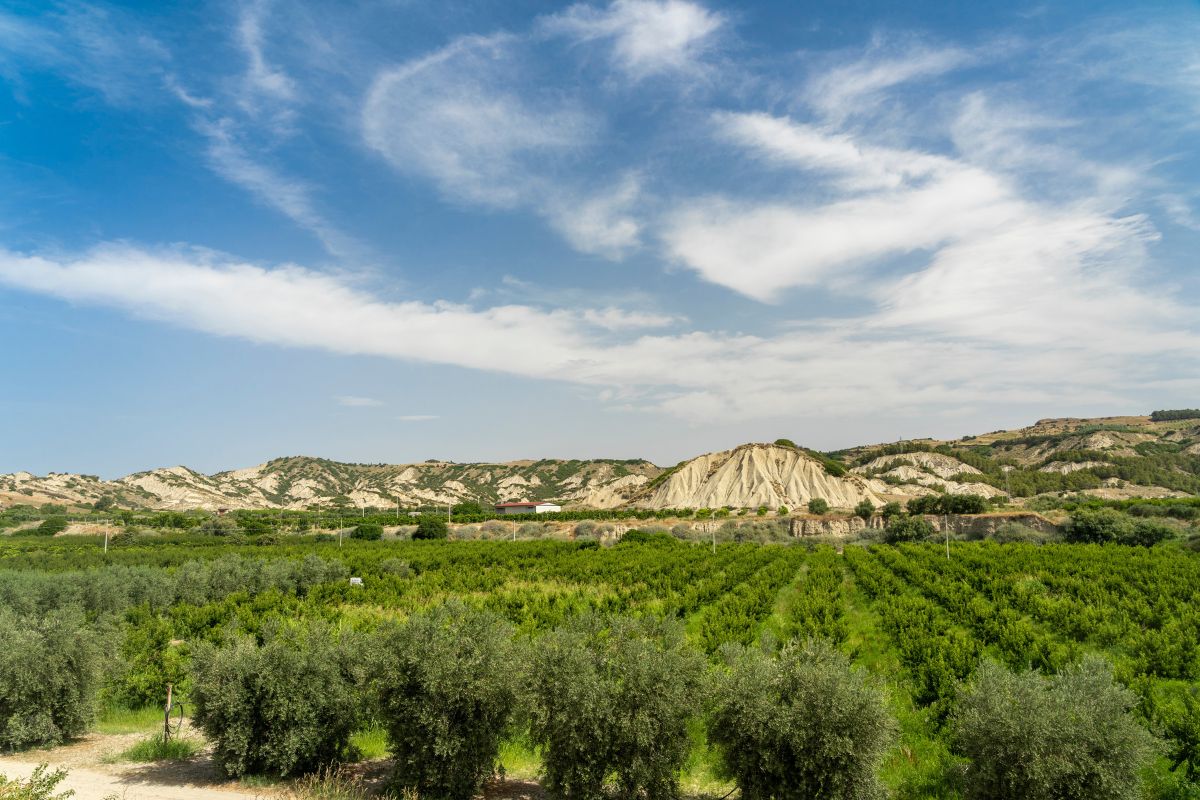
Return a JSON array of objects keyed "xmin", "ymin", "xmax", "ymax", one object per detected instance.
[{"xmin": 1, "ymin": 413, "xmax": 1197, "ymax": 512}]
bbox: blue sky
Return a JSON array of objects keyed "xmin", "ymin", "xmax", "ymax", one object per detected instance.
[{"xmin": 1, "ymin": 0, "xmax": 1198, "ymax": 477}]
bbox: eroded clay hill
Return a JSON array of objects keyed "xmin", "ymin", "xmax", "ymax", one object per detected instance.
[{"xmin": 630, "ymin": 443, "xmax": 884, "ymax": 510}]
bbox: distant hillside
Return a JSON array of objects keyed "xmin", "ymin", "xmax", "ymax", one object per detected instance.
[
  {"xmin": 2, "ymin": 413, "xmax": 1198, "ymax": 512},
  {"xmin": 0, "ymin": 456, "xmax": 661, "ymax": 511},
  {"xmin": 842, "ymin": 414, "xmax": 1200, "ymax": 501}
]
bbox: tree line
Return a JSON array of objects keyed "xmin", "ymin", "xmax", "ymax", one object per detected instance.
[{"xmin": 0, "ymin": 603, "xmax": 1161, "ymax": 800}]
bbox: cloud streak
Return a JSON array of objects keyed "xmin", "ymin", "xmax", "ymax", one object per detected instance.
[{"xmin": 0, "ymin": 241, "xmax": 1193, "ymax": 423}]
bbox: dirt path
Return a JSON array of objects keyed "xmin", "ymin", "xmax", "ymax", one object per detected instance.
[{"xmin": 0, "ymin": 757, "xmax": 274, "ymax": 800}]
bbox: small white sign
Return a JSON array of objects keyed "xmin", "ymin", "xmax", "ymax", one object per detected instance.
[{"xmin": 349, "ymin": 576, "xmax": 363, "ymax": 586}]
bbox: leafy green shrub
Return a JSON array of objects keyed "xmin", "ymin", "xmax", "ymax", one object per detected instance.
[
  {"xmin": 620, "ymin": 529, "xmax": 674, "ymax": 545},
  {"xmin": 807, "ymin": 498, "xmax": 830, "ymax": 515},
  {"xmin": 350, "ymin": 523, "xmax": 382, "ymax": 541},
  {"xmin": 880, "ymin": 501, "xmax": 904, "ymax": 520},
  {"xmin": 907, "ymin": 494, "xmax": 989, "ymax": 516},
  {"xmin": 774, "ymin": 438, "xmax": 798, "ymax": 448},
  {"xmin": 529, "ymin": 615, "xmax": 705, "ymax": 800},
  {"xmin": 34, "ymin": 516, "xmax": 68, "ymax": 536},
  {"xmin": 0, "ymin": 608, "xmax": 104, "ymax": 750},
  {"xmin": 370, "ymin": 603, "xmax": 520, "ymax": 800},
  {"xmin": 189, "ymin": 624, "xmax": 362, "ymax": 777},
  {"xmin": 710, "ymin": 639, "xmax": 895, "ymax": 800},
  {"xmin": 854, "ymin": 500, "xmax": 875, "ymax": 521},
  {"xmin": 778, "ymin": 506, "xmax": 789, "ymax": 515},
  {"xmin": 412, "ymin": 515, "xmax": 448, "ymax": 540},
  {"xmin": 0, "ymin": 764, "xmax": 72, "ymax": 800},
  {"xmin": 883, "ymin": 516, "xmax": 936, "ymax": 544},
  {"xmin": 951, "ymin": 657, "xmax": 1159, "ymax": 800},
  {"xmin": 1065, "ymin": 508, "xmax": 1172, "ymax": 545},
  {"xmin": 1124, "ymin": 519, "xmax": 1174, "ymax": 547}
]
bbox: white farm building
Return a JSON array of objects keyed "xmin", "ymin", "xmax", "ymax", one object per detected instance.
[{"xmin": 495, "ymin": 501, "xmax": 562, "ymax": 515}]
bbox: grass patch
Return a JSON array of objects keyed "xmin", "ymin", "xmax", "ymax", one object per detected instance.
[
  {"xmin": 95, "ymin": 704, "xmax": 164, "ymax": 735},
  {"xmin": 497, "ymin": 733, "xmax": 541, "ymax": 780},
  {"xmin": 111, "ymin": 735, "xmax": 202, "ymax": 763},
  {"xmin": 288, "ymin": 766, "xmax": 387, "ymax": 800},
  {"xmin": 348, "ymin": 725, "xmax": 388, "ymax": 761}
]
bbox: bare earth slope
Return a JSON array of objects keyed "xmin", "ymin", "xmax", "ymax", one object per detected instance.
[{"xmin": 630, "ymin": 443, "xmax": 883, "ymax": 510}]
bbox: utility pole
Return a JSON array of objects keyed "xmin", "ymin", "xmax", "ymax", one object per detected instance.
[{"xmin": 944, "ymin": 514, "xmax": 950, "ymax": 559}]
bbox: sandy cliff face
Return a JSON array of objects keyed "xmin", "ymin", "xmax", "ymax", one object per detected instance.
[{"xmin": 632, "ymin": 444, "xmax": 883, "ymax": 510}]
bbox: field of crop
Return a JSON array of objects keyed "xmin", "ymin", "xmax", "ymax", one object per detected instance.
[{"xmin": 1, "ymin": 533, "xmax": 1198, "ymax": 799}]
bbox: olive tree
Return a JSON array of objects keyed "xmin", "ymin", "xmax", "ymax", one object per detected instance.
[
  {"xmin": 370, "ymin": 602, "xmax": 521, "ymax": 800},
  {"xmin": 189, "ymin": 623, "xmax": 362, "ymax": 777},
  {"xmin": 0, "ymin": 608, "xmax": 104, "ymax": 750},
  {"xmin": 529, "ymin": 615, "xmax": 706, "ymax": 800},
  {"xmin": 709, "ymin": 639, "xmax": 895, "ymax": 800},
  {"xmin": 412, "ymin": 515, "xmax": 448, "ymax": 540},
  {"xmin": 951, "ymin": 657, "xmax": 1159, "ymax": 800}
]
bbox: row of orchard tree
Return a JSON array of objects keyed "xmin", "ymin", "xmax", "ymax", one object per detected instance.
[{"xmin": 2, "ymin": 602, "xmax": 1163, "ymax": 800}]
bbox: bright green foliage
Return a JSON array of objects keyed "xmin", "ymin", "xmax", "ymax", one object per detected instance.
[
  {"xmin": 0, "ymin": 764, "xmax": 72, "ymax": 800},
  {"xmin": 369, "ymin": 603, "xmax": 520, "ymax": 800},
  {"xmin": 412, "ymin": 515, "xmax": 448, "ymax": 540},
  {"xmin": 350, "ymin": 523, "xmax": 382, "ymax": 541},
  {"xmin": 189, "ymin": 624, "xmax": 362, "ymax": 777},
  {"xmin": 0, "ymin": 609, "xmax": 103, "ymax": 750},
  {"xmin": 710, "ymin": 639, "xmax": 895, "ymax": 800},
  {"xmin": 880, "ymin": 502, "xmax": 904, "ymax": 520},
  {"xmin": 1160, "ymin": 688, "xmax": 1200, "ymax": 781},
  {"xmin": 529, "ymin": 615, "xmax": 706, "ymax": 800},
  {"xmin": 774, "ymin": 439, "xmax": 798, "ymax": 448},
  {"xmin": 806, "ymin": 498, "xmax": 829, "ymax": 515},
  {"xmin": 853, "ymin": 499, "xmax": 875, "ymax": 521},
  {"xmin": 883, "ymin": 516, "xmax": 935, "ymax": 544},
  {"xmin": 951, "ymin": 657, "xmax": 1159, "ymax": 800},
  {"xmin": 109, "ymin": 606, "xmax": 188, "ymax": 708},
  {"xmin": 778, "ymin": 506, "xmax": 789, "ymax": 516}
]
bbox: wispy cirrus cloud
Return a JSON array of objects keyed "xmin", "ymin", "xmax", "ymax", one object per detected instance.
[
  {"xmin": 362, "ymin": 33, "xmax": 643, "ymax": 258},
  {"xmin": 542, "ymin": 0, "xmax": 724, "ymax": 80}
]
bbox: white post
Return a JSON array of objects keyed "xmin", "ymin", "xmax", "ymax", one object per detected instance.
[{"xmin": 104, "ymin": 528, "xmax": 109, "ymax": 554}]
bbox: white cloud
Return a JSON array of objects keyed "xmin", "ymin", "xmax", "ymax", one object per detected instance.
[
  {"xmin": 363, "ymin": 36, "xmax": 592, "ymax": 208},
  {"xmin": 543, "ymin": 174, "xmax": 643, "ymax": 258},
  {"xmin": 235, "ymin": 0, "xmax": 296, "ymax": 107},
  {"xmin": 336, "ymin": 395, "xmax": 383, "ymax": 407},
  {"xmin": 201, "ymin": 118, "xmax": 360, "ymax": 259},
  {"xmin": 363, "ymin": 35, "xmax": 642, "ymax": 257},
  {"xmin": 0, "ymin": 242, "xmax": 1193, "ymax": 426},
  {"xmin": 543, "ymin": 0, "xmax": 724, "ymax": 79},
  {"xmin": 804, "ymin": 39, "xmax": 974, "ymax": 124}
]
